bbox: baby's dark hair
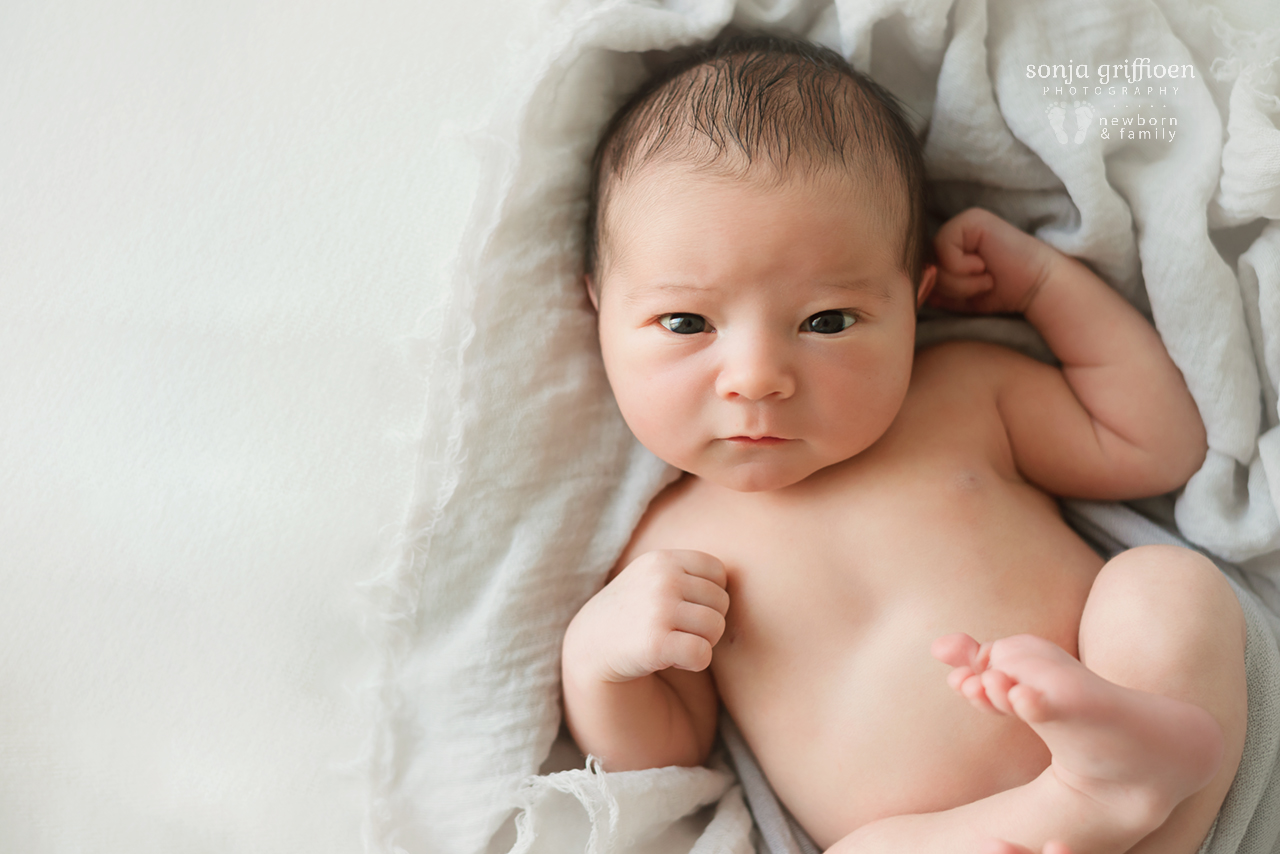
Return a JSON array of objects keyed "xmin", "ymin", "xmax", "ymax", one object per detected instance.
[{"xmin": 584, "ymin": 32, "xmax": 931, "ymax": 289}]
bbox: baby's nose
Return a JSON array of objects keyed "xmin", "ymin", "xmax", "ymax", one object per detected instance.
[{"xmin": 714, "ymin": 337, "xmax": 796, "ymax": 401}]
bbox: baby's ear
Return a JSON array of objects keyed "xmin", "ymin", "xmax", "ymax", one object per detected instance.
[
  {"xmin": 916, "ymin": 264, "xmax": 938, "ymax": 309},
  {"xmin": 585, "ymin": 274, "xmax": 600, "ymax": 311}
]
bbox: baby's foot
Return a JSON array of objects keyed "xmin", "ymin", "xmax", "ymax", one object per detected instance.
[
  {"xmin": 1072, "ymin": 100, "xmax": 1094, "ymax": 144},
  {"xmin": 1045, "ymin": 102, "xmax": 1068, "ymax": 144},
  {"xmin": 933, "ymin": 633, "xmax": 1224, "ymax": 830}
]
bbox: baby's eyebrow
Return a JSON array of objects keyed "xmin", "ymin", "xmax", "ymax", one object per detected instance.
[
  {"xmin": 620, "ymin": 282, "xmax": 705, "ymax": 305},
  {"xmin": 814, "ymin": 277, "xmax": 895, "ymax": 300},
  {"xmin": 620, "ymin": 277, "xmax": 895, "ymax": 304}
]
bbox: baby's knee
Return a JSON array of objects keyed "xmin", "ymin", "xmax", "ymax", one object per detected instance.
[
  {"xmin": 1084, "ymin": 545, "xmax": 1244, "ymax": 659},
  {"xmin": 1099, "ymin": 546, "xmax": 1235, "ymax": 614},
  {"xmin": 1103, "ymin": 543, "xmax": 1209, "ymax": 577}
]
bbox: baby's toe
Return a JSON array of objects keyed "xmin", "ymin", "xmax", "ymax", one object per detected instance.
[
  {"xmin": 1008, "ymin": 683, "xmax": 1051, "ymax": 723},
  {"xmin": 932, "ymin": 632, "xmax": 980, "ymax": 667},
  {"xmin": 988, "ymin": 634, "xmax": 1073, "ymax": 676},
  {"xmin": 980, "ymin": 669, "xmax": 1017, "ymax": 715},
  {"xmin": 947, "ymin": 665, "xmax": 976, "ymax": 691},
  {"xmin": 961, "ymin": 672, "xmax": 995, "ymax": 711}
]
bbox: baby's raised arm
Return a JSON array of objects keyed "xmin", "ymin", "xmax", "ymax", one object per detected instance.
[
  {"xmin": 929, "ymin": 208, "xmax": 1207, "ymax": 499},
  {"xmin": 561, "ymin": 549, "xmax": 728, "ymax": 771}
]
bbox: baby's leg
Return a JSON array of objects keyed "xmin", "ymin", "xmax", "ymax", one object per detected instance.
[
  {"xmin": 828, "ymin": 546, "xmax": 1246, "ymax": 854},
  {"xmin": 1073, "ymin": 545, "xmax": 1246, "ymax": 854},
  {"xmin": 937, "ymin": 545, "xmax": 1247, "ymax": 853}
]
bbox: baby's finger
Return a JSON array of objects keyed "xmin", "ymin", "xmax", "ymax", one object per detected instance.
[
  {"xmin": 932, "ymin": 271, "xmax": 995, "ymax": 297},
  {"xmin": 673, "ymin": 601, "xmax": 726, "ymax": 645},
  {"xmin": 933, "ymin": 221, "xmax": 989, "ymax": 272},
  {"xmin": 667, "ymin": 549, "xmax": 728, "ymax": 588},
  {"xmin": 682, "ymin": 574, "xmax": 731, "ymax": 616},
  {"xmin": 937, "ymin": 246, "xmax": 988, "ymax": 277},
  {"xmin": 660, "ymin": 630, "xmax": 714, "ymax": 672}
]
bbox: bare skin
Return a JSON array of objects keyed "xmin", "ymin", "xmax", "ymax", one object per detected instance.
[
  {"xmin": 561, "ymin": 162, "xmax": 1247, "ymax": 853},
  {"xmin": 989, "ymin": 842, "xmax": 1074, "ymax": 854}
]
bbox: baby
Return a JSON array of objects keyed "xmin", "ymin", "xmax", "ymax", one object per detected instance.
[{"xmin": 561, "ymin": 33, "xmax": 1247, "ymax": 854}]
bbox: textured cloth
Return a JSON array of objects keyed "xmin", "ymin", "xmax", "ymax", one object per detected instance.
[
  {"xmin": 720, "ymin": 714, "xmax": 820, "ymax": 854},
  {"xmin": 375, "ymin": 1, "xmax": 1280, "ymax": 851},
  {"xmin": 508, "ymin": 759, "xmax": 753, "ymax": 854}
]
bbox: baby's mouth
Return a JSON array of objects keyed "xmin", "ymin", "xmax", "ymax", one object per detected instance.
[{"xmin": 725, "ymin": 436, "xmax": 788, "ymax": 446}]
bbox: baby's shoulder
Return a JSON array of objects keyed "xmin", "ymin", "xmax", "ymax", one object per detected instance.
[
  {"xmin": 899, "ymin": 340, "xmax": 1051, "ymax": 471},
  {"xmin": 909, "ymin": 338, "xmax": 1057, "ymax": 403},
  {"xmin": 912, "ymin": 338, "xmax": 1040, "ymax": 384}
]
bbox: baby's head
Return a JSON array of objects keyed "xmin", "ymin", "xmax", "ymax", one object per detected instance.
[
  {"xmin": 586, "ymin": 33, "xmax": 932, "ymax": 295},
  {"xmin": 585, "ymin": 34, "xmax": 937, "ymax": 492}
]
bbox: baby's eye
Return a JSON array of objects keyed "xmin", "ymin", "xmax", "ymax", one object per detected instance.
[
  {"xmin": 659, "ymin": 314, "xmax": 708, "ymax": 334},
  {"xmin": 803, "ymin": 310, "xmax": 856, "ymax": 334}
]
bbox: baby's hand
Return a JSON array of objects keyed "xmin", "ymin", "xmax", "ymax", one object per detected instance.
[
  {"xmin": 929, "ymin": 208, "xmax": 1059, "ymax": 315},
  {"xmin": 564, "ymin": 550, "xmax": 730, "ymax": 683}
]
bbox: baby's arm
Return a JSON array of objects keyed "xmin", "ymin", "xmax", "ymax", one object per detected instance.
[
  {"xmin": 561, "ymin": 549, "xmax": 728, "ymax": 771},
  {"xmin": 930, "ymin": 208, "xmax": 1207, "ymax": 498}
]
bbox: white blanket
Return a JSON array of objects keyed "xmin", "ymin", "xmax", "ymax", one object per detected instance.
[{"xmin": 381, "ymin": 1, "xmax": 1280, "ymax": 851}]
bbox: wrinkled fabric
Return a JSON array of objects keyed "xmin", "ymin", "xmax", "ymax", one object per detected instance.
[{"xmin": 377, "ymin": 1, "xmax": 1280, "ymax": 851}]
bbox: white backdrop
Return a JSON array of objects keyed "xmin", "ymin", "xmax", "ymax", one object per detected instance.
[
  {"xmin": 0, "ymin": 1, "xmax": 534, "ymax": 850},
  {"xmin": 1, "ymin": 1, "xmax": 1277, "ymax": 853}
]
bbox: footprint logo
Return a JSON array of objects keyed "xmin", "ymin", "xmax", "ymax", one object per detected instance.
[
  {"xmin": 1045, "ymin": 100, "xmax": 1094, "ymax": 144},
  {"xmin": 1046, "ymin": 102, "xmax": 1069, "ymax": 144},
  {"xmin": 1072, "ymin": 101, "xmax": 1094, "ymax": 143}
]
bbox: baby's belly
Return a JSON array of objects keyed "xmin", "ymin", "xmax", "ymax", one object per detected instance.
[{"xmin": 708, "ymin": 496, "xmax": 1105, "ymax": 849}]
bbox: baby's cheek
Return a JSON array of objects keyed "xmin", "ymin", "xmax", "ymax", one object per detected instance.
[
  {"xmin": 617, "ymin": 386, "xmax": 698, "ymax": 464},
  {"xmin": 818, "ymin": 355, "xmax": 910, "ymax": 447}
]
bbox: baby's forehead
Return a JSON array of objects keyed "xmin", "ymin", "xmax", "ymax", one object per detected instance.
[
  {"xmin": 603, "ymin": 157, "xmax": 907, "ymax": 253},
  {"xmin": 612, "ymin": 155, "xmax": 876, "ymax": 201},
  {"xmin": 595, "ymin": 161, "xmax": 912, "ymax": 302}
]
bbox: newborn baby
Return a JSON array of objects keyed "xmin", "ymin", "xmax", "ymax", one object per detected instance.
[{"xmin": 561, "ymin": 33, "xmax": 1247, "ymax": 854}]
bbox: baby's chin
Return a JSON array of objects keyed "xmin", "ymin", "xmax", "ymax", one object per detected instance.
[{"xmin": 686, "ymin": 458, "xmax": 825, "ymax": 493}]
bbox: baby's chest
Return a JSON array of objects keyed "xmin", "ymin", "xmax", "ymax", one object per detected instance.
[
  {"xmin": 648, "ymin": 464, "xmax": 1100, "ymax": 676},
  {"xmin": 666, "ymin": 459, "xmax": 1062, "ymax": 594}
]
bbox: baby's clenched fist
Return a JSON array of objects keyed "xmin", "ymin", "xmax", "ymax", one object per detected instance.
[
  {"xmin": 564, "ymin": 549, "xmax": 730, "ymax": 683},
  {"xmin": 929, "ymin": 206, "xmax": 1059, "ymax": 316}
]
